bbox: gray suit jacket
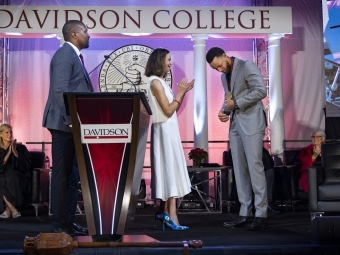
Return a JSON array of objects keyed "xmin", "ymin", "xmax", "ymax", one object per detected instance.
[
  {"xmin": 221, "ymin": 57, "xmax": 267, "ymax": 136},
  {"xmin": 42, "ymin": 43, "xmax": 93, "ymax": 132}
]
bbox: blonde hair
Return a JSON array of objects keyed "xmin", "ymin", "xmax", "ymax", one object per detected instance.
[{"xmin": 0, "ymin": 124, "xmax": 12, "ymax": 149}]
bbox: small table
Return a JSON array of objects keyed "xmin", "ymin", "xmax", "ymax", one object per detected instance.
[{"xmin": 177, "ymin": 166, "xmax": 228, "ymax": 214}]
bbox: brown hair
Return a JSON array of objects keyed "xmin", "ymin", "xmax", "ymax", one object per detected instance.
[{"xmin": 144, "ymin": 48, "xmax": 170, "ymax": 77}]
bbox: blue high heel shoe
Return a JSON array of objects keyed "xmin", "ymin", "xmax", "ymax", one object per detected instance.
[
  {"xmin": 154, "ymin": 212, "xmax": 164, "ymax": 228},
  {"xmin": 163, "ymin": 212, "xmax": 189, "ymax": 231}
]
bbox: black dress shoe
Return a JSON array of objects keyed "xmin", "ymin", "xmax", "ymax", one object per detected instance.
[
  {"xmin": 294, "ymin": 200, "xmax": 308, "ymax": 207},
  {"xmin": 52, "ymin": 227, "xmax": 75, "ymax": 237},
  {"xmin": 247, "ymin": 217, "xmax": 268, "ymax": 230},
  {"xmin": 69, "ymin": 222, "xmax": 88, "ymax": 235},
  {"xmin": 267, "ymin": 205, "xmax": 280, "ymax": 214},
  {"xmin": 223, "ymin": 216, "xmax": 253, "ymax": 228}
]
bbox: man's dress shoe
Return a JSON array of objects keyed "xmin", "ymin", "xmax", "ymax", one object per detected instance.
[
  {"xmin": 247, "ymin": 217, "xmax": 268, "ymax": 230},
  {"xmin": 52, "ymin": 225, "xmax": 87, "ymax": 237},
  {"xmin": 223, "ymin": 216, "xmax": 253, "ymax": 228},
  {"xmin": 267, "ymin": 204, "xmax": 280, "ymax": 214},
  {"xmin": 69, "ymin": 222, "xmax": 88, "ymax": 235},
  {"xmin": 52, "ymin": 227, "xmax": 76, "ymax": 237}
]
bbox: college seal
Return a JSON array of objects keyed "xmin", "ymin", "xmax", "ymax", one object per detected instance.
[{"xmin": 99, "ymin": 44, "xmax": 172, "ymax": 92}]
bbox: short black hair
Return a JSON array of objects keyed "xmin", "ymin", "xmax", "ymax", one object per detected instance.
[
  {"xmin": 206, "ymin": 47, "xmax": 225, "ymax": 63},
  {"xmin": 144, "ymin": 48, "xmax": 170, "ymax": 77},
  {"xmin": 62, "ymin": 20, "xmax": 85, "ymax": 41}
]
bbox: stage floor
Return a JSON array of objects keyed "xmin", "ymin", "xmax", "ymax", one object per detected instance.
[{"xmin": 0, "ymin": 202, "xmax": 339, "ymax": 255}]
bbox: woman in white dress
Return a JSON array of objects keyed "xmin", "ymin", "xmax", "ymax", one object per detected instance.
[{"xmin": 145, "ymin": 48, "xmax": 194, "ymax": 231}]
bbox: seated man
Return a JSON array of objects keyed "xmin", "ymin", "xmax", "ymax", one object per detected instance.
[{"xmin": 227, "ymin": 147, "xmax": 280, "ymax": 214}]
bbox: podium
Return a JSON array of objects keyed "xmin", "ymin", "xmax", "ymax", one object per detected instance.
[{"xmin": 64, "ymin": 92, "xmax": 151, "ymax": 241}]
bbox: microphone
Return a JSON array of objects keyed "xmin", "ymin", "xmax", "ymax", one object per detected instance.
[
  {"xmin": 88, "ymin": 55, "xmax": 109, "ymax": 75},
  {"xmin": 104, "ymin": 55, "xmax": 138, "ymax": 92}
]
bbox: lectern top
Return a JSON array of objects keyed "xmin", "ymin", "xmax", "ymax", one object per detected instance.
[{"xmin": 63, "ymin": 92, "xmax": 152, "ymax": 115}]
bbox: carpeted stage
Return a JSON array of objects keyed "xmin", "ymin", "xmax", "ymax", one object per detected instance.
[{"xmin": 1, "ymin": 203, "xmax": 339, "ymax": 255}]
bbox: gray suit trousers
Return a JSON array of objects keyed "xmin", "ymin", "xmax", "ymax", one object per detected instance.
[{"xmin": 229, "ymin": 117, "xmax": 268, "ymax": 218}]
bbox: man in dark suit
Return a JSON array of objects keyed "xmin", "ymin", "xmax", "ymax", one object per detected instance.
[
  {"xmin": 206, "ymin": 47, "xmax": 268, "ymax": 230},
  {"xmin": 42, "ymin": 20, "xmax": 93, "ymax": 236}
]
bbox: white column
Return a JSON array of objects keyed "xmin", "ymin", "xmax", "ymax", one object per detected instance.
[
  {"xmin": 191, "ymin": 34, "xmax": 209, "ymax": 152},
  {"xmin": 268, "ymin": 33, "xmax": 285, "ymax": 160}
]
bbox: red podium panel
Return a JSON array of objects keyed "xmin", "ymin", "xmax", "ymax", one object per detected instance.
[{"xmin": 64, "ymin": 92, "xmax": 151, "ymax": 241}]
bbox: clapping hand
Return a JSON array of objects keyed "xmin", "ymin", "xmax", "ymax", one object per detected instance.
[
  {"xmin": 11, "ymin": 139, "xmax": 18, "ymax": 157},
  {"xmin": 4, "ymin": 139, "xmax": 17, "ymax": 163},
  {"xmin": 177, "ymin": 78, "xmax": 195, "ymax": 94},
  {"xmin": 186, "ymin": 79, "xmax": 195, "ymax": 92}
]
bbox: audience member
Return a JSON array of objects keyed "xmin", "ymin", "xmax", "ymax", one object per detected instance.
[
  {"xmin": 0, "ymin": 124, "xmax": 31, "ymax": 218},
  {"xmin": 295, "ymin": 130, "xmax": 325, "ymax": 193},
  {"xmin": 145, "ymin": 48, "xmax": 194, "ymax": 231}
]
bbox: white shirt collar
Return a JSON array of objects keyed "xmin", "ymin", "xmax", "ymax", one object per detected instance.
[{"xmin": 66, "ymin": 41, "xmax": 81, "ymax": 56}]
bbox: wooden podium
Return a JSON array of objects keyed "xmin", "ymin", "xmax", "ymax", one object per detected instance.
[{"xmin": 64, "ymin": 92, "xmax": 151, "ymax": 241}]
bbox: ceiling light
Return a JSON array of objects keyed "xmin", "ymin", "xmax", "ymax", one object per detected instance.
[
  {"xmin": 43, "ymin": 34, "xmax": 57, "ymax": 38},
  {"xmin": 121, "ymin": 33, "xmax": 153, "ymax": 36},
  {"xmin": 5, "ymin": 32, "xmax": 23, "ymax": 36}
]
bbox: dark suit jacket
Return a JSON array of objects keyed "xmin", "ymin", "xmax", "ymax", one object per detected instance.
[{"xmin": 42, "ymin": 43, "xmax": 93, "ymax": 132}]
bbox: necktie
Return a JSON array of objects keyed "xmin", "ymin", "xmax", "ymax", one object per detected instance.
[
  {"xmin": 79, "ymin": 54, "xmax": 85, "ymax": 67},
  {"xmin": 79, "ymin": 54, "xmax": 93, "ymax": 92}
]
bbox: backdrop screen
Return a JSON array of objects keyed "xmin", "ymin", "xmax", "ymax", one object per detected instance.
[{"xmin": 324, "ymin": 0, "xmax": 340, "ymax": 117}]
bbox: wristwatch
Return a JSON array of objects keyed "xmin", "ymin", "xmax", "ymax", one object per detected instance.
[{"xmin": 234, "ymin": 100, "xmax": 239, "ymax": 110}]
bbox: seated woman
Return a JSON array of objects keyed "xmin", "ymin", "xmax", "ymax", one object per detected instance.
[
  {"xmin": 0, "ymin": 124, "xmax": 31, "ymax": 218},
  {"xmin": 295, "ymin": 130, "xmax": 326, "ymax": 193}
]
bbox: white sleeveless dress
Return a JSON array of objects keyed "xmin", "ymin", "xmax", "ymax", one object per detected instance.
[{"xmin": 147, "ymin": 76, "xmax": 191, "ymax": 201}]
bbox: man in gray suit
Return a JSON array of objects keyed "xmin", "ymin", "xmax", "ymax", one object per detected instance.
[
  {"xmin": 206, "ymin": 47, "xmax": 268, "ymax": 230},
  {"xmin": 42, "ymin": 20, "xmax": 93, "ymax": 236}
]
